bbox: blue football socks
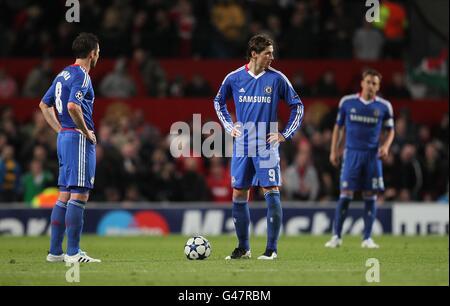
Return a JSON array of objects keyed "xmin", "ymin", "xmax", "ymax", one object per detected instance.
[
  {"xmin": 65, "ymin": 199, "xmax": 86, "ymax": 256},
  {"xmin": 232, "ymin": 201, "xmax": 250, "ymax": 250},
  {"xmin": 49, "ymin": 201, "xmax": 67, "ymax": 255},
  {"xmin": 264, "ymin": 190, "xmax": 282, "ymax": 253},
  {"xmin": 363, "ymin": 195, "xmax": 377, "ymax": 240},
  {"xmin": 333, "ymin": 194, "xmax": 352, "ymax": 239}
]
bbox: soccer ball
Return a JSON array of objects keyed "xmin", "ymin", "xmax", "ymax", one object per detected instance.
[{"xmin": 184, "ymin": 236, "xmax": 212, "ymax": 260}]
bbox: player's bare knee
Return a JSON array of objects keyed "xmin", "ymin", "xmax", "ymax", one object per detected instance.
[
  {"xmin": 233, "ymin": 188, "xmax": 249, "ymax": 202},
  {"xmin": 262, "ymin": 186, "xmax": 279, "ymax": 194},
  {"xmin": 70, "ymin": 193, "xmax": 89, "ymax": 202},
  {"xmin": 362, "ymin": 191, "xmax": 376, "ymax": 198},
  {"xmin": 58, "ymin": 192, "xmax": 70, "ymax": 203},
  {"xmin": 341, "ymin": 190, "xmax": 354, "ymax": 198}
]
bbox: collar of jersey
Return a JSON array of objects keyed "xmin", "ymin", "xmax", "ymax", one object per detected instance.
[
  {"xmin": 357, "ymin": 93, "xmax": 375, "ymax": 105},
  {"xmin": 71, "ymin": 63, "xmax": 87, "ymax": 73},
  {"xmin": 246, "ymin": 64, "xmax": 266, "ymax": 79}
]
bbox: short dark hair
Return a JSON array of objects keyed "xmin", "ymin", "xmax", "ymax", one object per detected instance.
[
  {"xmin": 362, "ymin": 68, "xmax": 382, "ymax": 81},
  {"xmin": 72, "ymin": 33, "xmax": 99, "ymax": 59},
  {"xmin": 246, "ymin": 34, "xmax": 274, "ymax": 60}
]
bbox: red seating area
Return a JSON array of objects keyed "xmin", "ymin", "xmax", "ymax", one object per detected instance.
[
  {"xmin": 1, "ymin": 59, "xmax": 447, "ymax": 133},
  {"xmin": 0, "ymin": 59, "xmax": 406, "ymax": 96}
]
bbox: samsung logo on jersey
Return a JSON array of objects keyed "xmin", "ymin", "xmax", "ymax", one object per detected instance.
[
  {"xmin": 350, "ymin": 114, "xmax": 379, "ymax": 124},
  {"xmin": 239, "ymin": 96, "xmax": 272, "ymax": 103},
  {"xmin": 57, "ymin": 70, "xmax": 71, "ymax": 80}
]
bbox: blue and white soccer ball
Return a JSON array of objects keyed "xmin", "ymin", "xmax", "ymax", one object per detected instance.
[{"xmin": 184, "ymin": 236, "xmax": 212, "ymax": 260}]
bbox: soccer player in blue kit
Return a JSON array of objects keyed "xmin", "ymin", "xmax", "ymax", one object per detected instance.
[
  {"xmin": 215, "ymin": 34, "xmax": 304, "ymax": 260},
  {"xmin": 325, "ymin": 69, "xmax": 395, "ymax": 249},
  {"xmin": 40, "ymin": 33, "xmax": 101, "ymax": 263}
]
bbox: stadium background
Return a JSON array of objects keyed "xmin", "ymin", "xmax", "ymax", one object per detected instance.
[{"xmin": 0, "ymin": 0, "xmax": 448, "ymax": 239}]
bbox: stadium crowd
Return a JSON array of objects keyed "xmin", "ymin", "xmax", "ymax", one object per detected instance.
[
  {"xmin": 0, "ymin": 101, "xmax": 448, "ymax": 204},
  {"xmin": 1, "ymin": 0, "xmax": 409, "ymax": 60},
  {"xmin": 0, "ymin": 0, "xmax": 448, "ymax": 205}
]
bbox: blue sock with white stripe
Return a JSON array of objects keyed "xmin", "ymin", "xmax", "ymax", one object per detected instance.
[
  {"xmin": 363, "ymin": 196, "xmax": 377, "ymax": 240},
  {"xmin": 232, "ymin": 201, "xmax": 250, "ymax": 250},
  {"xmin": 49, "ymin": 201, "xmax": 67, "ymax": 255},
  {"xmin": 264, "ymin": 191, "xmax": 282, "ymax": 252},
  {"xmin": 66, "ymin": 200, "xmax": 86, "ymax": 256},
  {"xmin": 333, "ymin": 194, "xmax": 352, "ymax": 239}
]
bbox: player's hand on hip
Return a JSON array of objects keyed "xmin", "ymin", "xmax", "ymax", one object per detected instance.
[
  {"xmin": 378, "ymin": 145, "xmax": 389, "ymax": 160},
  {"xmin": 329, "ymin": 151, "xmax": 340, "ymax": 167},
  {"xmin": 86, "ymin": 130, "xmax": 97, "ymax": 144},
  {"xmin": 231, "ymin": 124, "xmax": 242, "ymax": 138},
  {"xmin": 267, "ymin": 132, "xmax": 285, "ymax": 144}
]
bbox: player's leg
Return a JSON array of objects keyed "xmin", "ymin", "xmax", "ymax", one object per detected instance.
[
  {"xmin": 326, "ymin": 149, "xmax": 360, "ymax": 248},
  {"xmin": 361, "ymin": 154, "xmax": 383, "ymax": 248},
  {"xmin": 325, "ymin": 190, "xmax": 354, "ymax": 248},
  {"xmin": 254, "ymin": 156, "xmax": 282, "ymax": 259},
  {"xmin": 47, "ymin": 190, "xmax": 70, "ymax": 262},
  {"xmin": 63, "ymin": 132, "xmax": 100, "ymax": 262},
  {"xmin": 47, "ymin": 133, "xmax": 70, "ymax": 262},
  {"xmin": 225, "ymin": 156, "xmax": 253, "ymax": 260}
]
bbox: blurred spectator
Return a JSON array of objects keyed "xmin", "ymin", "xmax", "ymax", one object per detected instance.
[
  {"xmin": 0, "ymin": 145, "xmax": 21, "ymax": 202},
  {"xmin": 210, "ymin": 0, "xmax": 247, "ymax": 58},
  {"xmin": 323, "ymin": 0, "xmax": 354, "ymax": 58},
  {"xmin": 353, "ymin": 21, "xmax": 384, "ymax": 60},
  {"xmin": 314, "ymin": 70, "xmax": 339, "ymax": 97},
  {"xmin": 419, "ymin": 142, "xmax": 448, "ymax": 201},
  {"xmin": 284, "ymin": 146, "xmax": 320, "ymax": 201},
  {"xmin": 291, "ymin": 71, "xmax": 312, "ymax": 97},
  {"xmin": 168, "ymin": 75, "xmax": 186, "ymax": 97},
  {"xmin": 394, "ymin": 144, "xmax": 423, "ymax": 201},
  {"xmin": 170, "ymin": 0, "xmax": 196, "ymax": 57},
  {"xmin": 22, "ymin": 58, "xmax": 53, "ymax": 98},
  {"xmin": 373, "ymin": 0, "xmax": 408, "ymax": 59},
  {"xmin": 21, "ymin": 159, "xmax": 54, "ymax": 204},
  {"xmin": 206, "ymin": 157, "xmax": 231, "ymax": 203},
  {"xmin": 0, "ymin": 69, "xmax": 18, "ymax": 99},
  {"xmin": 185, "ymin": 73, "xmax": 213, "ymax": 97},
  {"xmin": 178, "ymin": 157, "xmax": 209, "ymax": 201},
  {"xmin": 384, "ymin": 72, "xmax": 411, "ymax": 98},
  {"xmin": 100, "ymin": 58, "xmax": 137, "ymax": 98},
  {"xmin": 133, "ymin": 48, "xmax": 167, "ymax": 97},
  {"xmin": 282, "ymin": 3, "xmax": 315, "ymax": 58}
]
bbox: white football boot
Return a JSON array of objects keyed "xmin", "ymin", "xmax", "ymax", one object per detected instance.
[
  {"xmin": 325, "ymin": 235, "xmax": 343, "ymax": 248},
  {"xmin": 64, "ymin": 250, "xmax": 101, "ymax": 263},
  {"xmin": 46, "ymin": 253, "xmax": 65, "ymax": 262},
  {"xmin": 257, "ymin": 250, "xmax": 278, "ymax": 260},
  {"xmin": 361, "ymin": 238, "xmax": 380, "ymax": 249}
]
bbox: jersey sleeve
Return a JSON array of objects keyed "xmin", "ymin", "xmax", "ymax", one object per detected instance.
[
  {"xmin": 336, "ymin": 97, "xmax": 347, "ymax": 127},
  {"xmin": 41, "ymin": 81, "xmax": 56, "ymax": 106},
  {"xmin": 279, "ymin": 75, "xmax": 304, "ymax": 140},
  {"xmin": 214, "ymin": 76, "xmax": 234, "ymax": 134},
  {"xmin": 68, "ymin": 70, "xmax": 89, "ymax": 105},
  {"xmin": 383, "ymin": 101, "xmax": 394, "ymax": 129}
]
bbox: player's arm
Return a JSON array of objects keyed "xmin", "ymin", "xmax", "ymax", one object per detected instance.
[
  {"xmin": 330, "ymin": 124, "xmax": 345, "ymax": 167},
  {"xmin": 39, "ymin": 101, "xmax": 61, "ymax": 133},
  {"xmin": 378, "ymin": 102, "xmax": 395, "ymax": 159},
  {"xmin": 378, "ymin": 128, "xmax": 395, "ymax": 159},
  {"xmin": 277, "ymin": 76, "xmax": 304, "ymax": 143},
  {"xmin": 330, "ymin": 97, "xmax": 347, "ymax": 167},
  {"xmin": 214, "ymin": 77, "xmax": 240, "ymax": 137},
  {"xmin": 68, "ymin": 72, "xmax": 96, "ymax": 144},
  {"xmin": 67, "ymin": 102, "xmax": 96, "ymax": 144}
]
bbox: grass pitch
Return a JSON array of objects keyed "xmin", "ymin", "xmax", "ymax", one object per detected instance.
[{"xmin": 0, "ymin": 235, "xmax": 448, "ymax": 286}]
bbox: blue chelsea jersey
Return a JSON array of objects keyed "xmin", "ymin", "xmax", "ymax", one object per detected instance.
[
  {"xmin": 337, "ymin": 94, "xmax": 394, "ymax": 150},
  {"xmin": 42, "ymin": 64, "xmax": 95, "ymax": 131},
  {"xmin": 214, "ymin": 65, "xmax": 304, "ymax": 143}
]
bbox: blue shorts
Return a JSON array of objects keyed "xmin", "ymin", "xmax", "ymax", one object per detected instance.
[
  {"xmin": 231, "ymin": 154, "xmax": 281, "ymax": 189},
  {"xmin": 340, "ymin": 148, "xmax": 384, "ymax": 191},
  {"xmin": 57, "ymin": 131, "xmax": 96, "ymax": 191}
]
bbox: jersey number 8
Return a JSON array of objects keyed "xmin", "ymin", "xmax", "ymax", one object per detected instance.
[{"xmin": 55, "ymin": 82, "xmax": 63, "ymax": 114}]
